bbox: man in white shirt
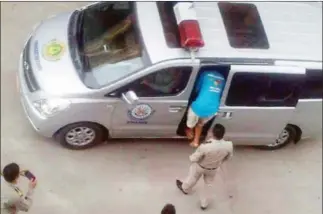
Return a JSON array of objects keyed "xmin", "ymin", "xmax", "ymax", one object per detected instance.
[{"xmin": 176, "ymin": 124, "xmax": 233, "ymax": 210}]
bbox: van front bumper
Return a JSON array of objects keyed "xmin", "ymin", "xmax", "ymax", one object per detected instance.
[
  {"xmin": 17, "ymin": 51, "xmax": 62, "ymax": 138},
  {"xmin": 19, "ymin": 90, "xmax": 56, "ymax": 138}
]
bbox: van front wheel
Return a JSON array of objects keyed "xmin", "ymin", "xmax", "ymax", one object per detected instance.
[
  {"xmin": 255, "ymin": 125, "xmax": 297, "ymax": 150},
  {"xmin": 56, "ymin": 122, "xmax": 104, "ymax": 150}
]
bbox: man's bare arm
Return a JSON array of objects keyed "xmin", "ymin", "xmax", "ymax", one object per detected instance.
[{"xmin": 189, "ymin": 146, "xmax": 205, "ymax": 163}]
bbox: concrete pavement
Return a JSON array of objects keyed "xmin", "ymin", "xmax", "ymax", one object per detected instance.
[{"xmin": 1, "ymin": 2, "xmax": 322, "ymax": 214}]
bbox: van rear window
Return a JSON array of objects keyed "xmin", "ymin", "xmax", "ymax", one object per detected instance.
[
  {"xmin": 300, "ymin": 69, "xmax": 323, "ymax": 99},
  {"xmin": 157, "ymin": 1, "xmax": 181, "ymax": 48},
  {"xmin": 218, "ymin": 2, "xmax": 269, "ymax": 49}
]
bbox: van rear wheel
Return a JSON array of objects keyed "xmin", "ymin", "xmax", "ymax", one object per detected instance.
[
  {"xmin": 255, "ymin": 125, "xmax": 297, "ymax": 150},
  {"xmin": 56, "ymin": 122, "xmax": 104, "ymax": 150}
]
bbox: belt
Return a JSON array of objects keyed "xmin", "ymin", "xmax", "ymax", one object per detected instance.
[{"xmin": 198, "ymin": 164, "xmax": 217, "ymax": 170}]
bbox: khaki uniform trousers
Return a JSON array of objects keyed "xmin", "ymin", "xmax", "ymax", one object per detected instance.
[{"xmin": 182, "ymin": 162, "xmax": 217, "ymax": 207}]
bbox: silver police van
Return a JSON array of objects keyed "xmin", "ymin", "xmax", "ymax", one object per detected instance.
[{"xmin": 17, "ymin": 2, "xmax": 322, "ymax": 150}]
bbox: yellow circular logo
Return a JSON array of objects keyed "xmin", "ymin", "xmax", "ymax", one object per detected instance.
[{"xmin": 42, "ymin": 40, "xmax": 65, "ymax": 61}]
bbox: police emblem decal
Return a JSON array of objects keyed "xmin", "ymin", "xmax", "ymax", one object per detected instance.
[
  {"xmin": 42, "ymin": 39, "xmax": 66, "ymax": 61},
  {"xmin": 127, "ymin": 104, "xmax": 155, "ymax": 124}
]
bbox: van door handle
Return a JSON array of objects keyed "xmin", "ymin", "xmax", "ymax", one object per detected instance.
[
  {"xmin": 219, "ymin": 111, "xmax": 233, "ymax": 119},
  {"xmin": 169, "ymin": 106, "xmax": 185, "ymax": 113}
]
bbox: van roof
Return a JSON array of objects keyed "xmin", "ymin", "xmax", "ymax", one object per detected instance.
[{"xmin": 137, "ymin": 2, "xmax": 322, "ymax": 64}]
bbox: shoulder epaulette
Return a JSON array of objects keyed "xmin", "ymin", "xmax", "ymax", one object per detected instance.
[
  {"xmin": 13, "ymin": 187, "xmax": 23, "ymax": 197},
  {"xmin": 202, "ymin": 140, "xmax": 213, "ymax": 144},
  {"xmin": 1, "ymin": 174, "xmax": 24, "ymax": 197}
]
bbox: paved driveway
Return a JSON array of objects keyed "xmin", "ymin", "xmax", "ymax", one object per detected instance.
[{"xmin": 1, "ymin": 2, "xmax": 322, "ymax": 214}]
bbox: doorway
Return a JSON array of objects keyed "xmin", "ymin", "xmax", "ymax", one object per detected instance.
[{"xmin": 176, "ymin": 65, "xmax": 230, "ymax": 138}]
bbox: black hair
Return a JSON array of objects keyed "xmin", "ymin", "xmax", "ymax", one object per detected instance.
[
  {"xmin": 161, "ymin": 204, "xmax": 176, "ymax": 214},
  {"xmin": 212, "ymin": 124, "xmax": 225, "ymax": 140},
  {"xmin": 2, "ymin": 163, "xmax": 20, "ymax": 183}
]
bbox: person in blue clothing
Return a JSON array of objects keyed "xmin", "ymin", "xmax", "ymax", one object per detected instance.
[{"xmin": 186, "ymin": 70, "xmax": 226, "ymax": 147}]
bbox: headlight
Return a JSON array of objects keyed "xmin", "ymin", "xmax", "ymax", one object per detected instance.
[{"xmin": 33, "ymin": 99, "xmax": 70, "ymax": 117}]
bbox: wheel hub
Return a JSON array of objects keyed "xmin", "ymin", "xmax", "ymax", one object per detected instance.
[
  {"xmin": 267, "ymin": 129, "xmax": 290, "ymax": 148},
  {"xmin": 65, "ymin": 127, "xmax": 96, "ymax": 146}
]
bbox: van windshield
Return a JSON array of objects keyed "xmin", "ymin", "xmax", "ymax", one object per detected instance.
[{"xmin": 70, "ymin": 2, "xmax": 149, "ymax": 89}]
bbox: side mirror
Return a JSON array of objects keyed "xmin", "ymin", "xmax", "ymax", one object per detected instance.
[{"xmin": 121, "ymin": 90, "xmax": 139, "ymax": 105}]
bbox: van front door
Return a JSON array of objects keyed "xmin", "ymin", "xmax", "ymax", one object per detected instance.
[
  {"xmin": 216, "ymin": 65, "xmax": 305, "ymax": 145},
  {"xmin": 109, "ymin": 64, "xmax": 197, "ymax": 138}
]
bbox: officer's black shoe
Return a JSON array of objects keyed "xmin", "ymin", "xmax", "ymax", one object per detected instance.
[
  {"xmin": 200, "ymin": 206, "xmax": 207, "ymax": 211},
  {"xmin": 176, "ymin": 180, "xmax": 188, "ymax": 195}
]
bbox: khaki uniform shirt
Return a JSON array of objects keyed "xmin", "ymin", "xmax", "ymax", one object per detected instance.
[
  {"xmin": 1, "ymin": 177, "xmax": 34, "ymax": 214},
  {"xmin": 189, "ymin": 139, "xmax": 233, "ymax": 169}
]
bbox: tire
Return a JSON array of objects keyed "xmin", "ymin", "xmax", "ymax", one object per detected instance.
[
  {"xmin": 56, "ymin": 122, "xmax": 104, "ymax": 150},
  {"xmin": 255, "ymin": 125, "xmax": 297, "ymax": 151}
]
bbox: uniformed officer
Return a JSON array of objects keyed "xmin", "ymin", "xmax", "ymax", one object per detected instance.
[
  {"xmin": 1, "ymin": 163, "xmax": 37, "ymax": 213},
  {"xmin": 176, "ymin": 124, "xmax": 233, "ymax": 210}
]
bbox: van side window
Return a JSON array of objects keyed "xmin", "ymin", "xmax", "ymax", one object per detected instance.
[
  {"xmin": 225, "ymin": 72, "xmax": 304, "ymax": 107},
  {"xmin": 108, "ymin": 67, "xmax": 192, "ymax": 97},
  {"xmin": 300, "ymin": 69, "xmax": 323, "ymax": 99}
]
